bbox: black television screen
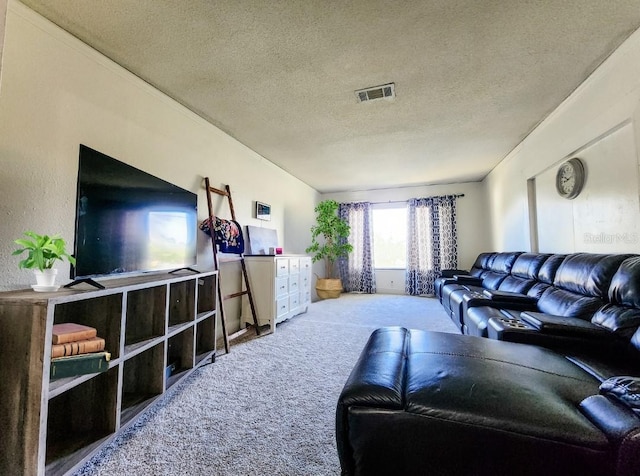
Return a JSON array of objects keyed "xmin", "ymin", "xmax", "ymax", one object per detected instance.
[{"xmin": 72, "ymin": 145, "xmax": 198, "ymax": 279}]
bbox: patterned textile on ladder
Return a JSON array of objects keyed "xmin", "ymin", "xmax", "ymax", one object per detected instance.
[{"xmin": 199, "ymin": 216, "xmax": 245, "ymax": 254}]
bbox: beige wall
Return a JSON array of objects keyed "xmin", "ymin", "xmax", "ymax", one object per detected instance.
[
  {"xmin": 485, "ymin": 26, "xmax": 640, "ymax": 254},
  {"xmin": 0, "ymin": 2, "xmax": 319, "ymax": 329},
  {"xmin": 323, "ymin": 181, "xmax": 491, "ymax": 292},
  {"xmin": 0, "ymin": 0, "xmax": 6, "ymax": 81}
]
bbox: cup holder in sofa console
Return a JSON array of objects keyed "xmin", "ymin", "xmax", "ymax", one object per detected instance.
[
  {"xmin": 487, "ymin": 310, "xmax": 619, "ymax": 352},
  {"xmin": 499, "ymin": 317, "xmax": 530, "ymax": 329},
  {"xmin": 487, "ymin": 315, "xmax": 537, "ymax": 341}
]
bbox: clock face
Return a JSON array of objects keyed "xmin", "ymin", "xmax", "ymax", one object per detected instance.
[{"xmin": 555, "ymin": 158, "xmax": 585, "ymax": 199}]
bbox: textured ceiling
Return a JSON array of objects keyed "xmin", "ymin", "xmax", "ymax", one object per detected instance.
[{"xmin": 19, "ymin": 0, "xmax": 640, "ymax": 193}]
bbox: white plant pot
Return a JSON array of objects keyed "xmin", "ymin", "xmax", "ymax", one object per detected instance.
[{"xmin": 34, "ymin": 269, "xmax": 58, "ymax": 287}]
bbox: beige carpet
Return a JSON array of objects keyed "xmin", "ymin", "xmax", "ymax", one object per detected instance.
[{"xmin": 74, "ymin": 294, "xmax": 458, "ymax": 475}]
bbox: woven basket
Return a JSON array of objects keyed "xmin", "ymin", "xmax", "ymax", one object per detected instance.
[{"xmin": 316, "ymin": 278, "xmax": 343, "ymax": 299}]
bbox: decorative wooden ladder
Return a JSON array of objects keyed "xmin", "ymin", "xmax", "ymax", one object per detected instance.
[{"xmin": 204, "ymin": 178, "xmax": 261, "ymax": 354}]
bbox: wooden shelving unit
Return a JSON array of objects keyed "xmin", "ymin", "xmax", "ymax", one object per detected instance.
[{"xmin": 0, "ymin": 270, "xmax": 218, "ymax": 476}]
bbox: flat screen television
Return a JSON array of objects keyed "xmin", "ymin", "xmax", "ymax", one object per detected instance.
[{"xmin": 71, "ymin": 145, "xmax": 198, "ymax": 284}]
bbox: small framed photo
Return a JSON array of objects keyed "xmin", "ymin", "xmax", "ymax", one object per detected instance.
[{"xmin": 256, "ymin": 201, "xmax": 271, "ymax": 221}]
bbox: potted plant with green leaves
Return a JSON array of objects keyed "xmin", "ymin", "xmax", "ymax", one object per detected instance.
[
  {"xmin": 13, "ymin": 231, "xmax": 76, "ymax": 290},
  {"xmin": 305, "ymin": 199, "xmax": 353, "ymax": 299}
]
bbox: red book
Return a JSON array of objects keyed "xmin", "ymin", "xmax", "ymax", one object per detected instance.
[
  {"xmin": 51, "ymin": 337, "xmax": 106, "ymax": 358},
  {"xmin": 51, "ymin": 323, "xmax": 97, "ymax": 345}
]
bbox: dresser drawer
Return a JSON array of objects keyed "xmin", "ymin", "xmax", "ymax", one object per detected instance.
[
  {"xmin": 275, "ymin": 276, "xmax": 289, "ymax": 298},
  {"xmin": 288, "ymin": 275, "xmax": 299, "ymax": 293},
  {"xmin": 300, "ymin": 272, "xmax": 310, "ymax": 290},
  {"xmin": 276, "ymin": 297, "xmax": 289, "ymax": 319},
  {"xmin": 276, "ymin": 259, "xmax": 289, "ymax": 277},
  {"xmin": 289, "ymin": 293, "xmax": 300, "ymax": 310},
  {"xmin": 289, "ymin": 258, "xmax": 300, "ymax": 274},
  {"xmin": 300, "ymin": 258, "xmax": 312, "ymax": 273}
]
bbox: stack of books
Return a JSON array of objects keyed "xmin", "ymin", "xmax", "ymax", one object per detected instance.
[{"xmin": 50, "ymin": 323, "xmax": 110, "ymax": 380}]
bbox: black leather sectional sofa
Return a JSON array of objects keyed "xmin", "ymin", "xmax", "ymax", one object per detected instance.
[{"xmin": 336, "ymin": 252, "xmax": 640, "ymax": 476}]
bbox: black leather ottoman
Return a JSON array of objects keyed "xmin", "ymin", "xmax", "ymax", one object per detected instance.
[{"xmin": 336, "ymin": 327, "xmax": 640, "ymax": 476}]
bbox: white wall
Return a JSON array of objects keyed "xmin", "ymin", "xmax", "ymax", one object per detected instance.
[
  {"xmin": 0, "ymin": 2, "xmax": 319, "ymax": 329},
  {"xmin": 323, "ymin": 181, "xmax": 491, "ymax": 292},
  {"xmin": 485, "ymin": 27, "xmax": 640, "ymax": 254}
]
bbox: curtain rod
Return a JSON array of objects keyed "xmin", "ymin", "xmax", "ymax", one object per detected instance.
[{"xmin": 368, "ymin": 194, "xmax": 465, "ymax": 205}]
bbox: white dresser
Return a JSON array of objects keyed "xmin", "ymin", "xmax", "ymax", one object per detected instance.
[{"xmin": 241, "ymin": 255, "xmax": 312, "ymax": 332}]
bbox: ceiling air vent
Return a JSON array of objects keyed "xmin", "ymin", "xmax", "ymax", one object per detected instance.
[{"xmin": 355, "ymin": 83, "xmax": 395, "ymax": 103}]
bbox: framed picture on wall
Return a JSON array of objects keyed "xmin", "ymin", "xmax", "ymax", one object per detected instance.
[{"xmin": 256, "ymin": 201, "xmax": 271, "ymax": 221}]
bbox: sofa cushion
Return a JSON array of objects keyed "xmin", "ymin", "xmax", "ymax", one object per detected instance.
[
  {"xmin": 498, "ymin": 274, "xmax": 535, "ymax": 294},
  {"xmin": 531, "ymin": 254, "xmax": 634, "ymax": 319},
  {"xmin": 537, "ymin": 287, "xmax": 605, "ymax": 319},
  {"xmin": 553, "ymin": 253, "xmax": 633, "ymax": 299},
  {"xmin": 479, "ymin": 271, "xmax": 507, "ymax": 290},
  {"xmin": 495, "ymin": 251, "xmax": 548, "ymax": 294},
  {"xmin": 469, "ymin": 252, "xmax": 496, "ymax": 277},
  {"xmin": 488, "ymin": 251, "xmax": 521, "ymax": 273},
  {"xmin": 538, "ymin": 254, "xmax": 567, "ymax": 284},
  {"xmin": 590, "ymin": 256, "xmax": 640, "ymax": 339},
  {"xmin": 608, "ymin": 256, "xmax": 640, "ymax": 307},
  {"xmin": 511, "ymin": 253, "xmax": 552, "ymax": 279},
  {"xmin": 527, "ymin": 254, "xmax": 566, "ymax": 299}
]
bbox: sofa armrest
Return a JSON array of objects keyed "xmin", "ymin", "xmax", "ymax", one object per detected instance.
[
  {"xmin": 580, "ymin": 394, "xmax": 640, "ymax": 475},
  {"xmin": 519, "ymin": 312, "xmax": 611, "ymax": 338},
  {"xmin": 336, "ymin": 327, "xmax": 408, "ymax": 476},
  {"xmin": 440, "ymin": 269, "xmax": 469, "ymax": 278},
  {"xmin": 482, "ymin": 289, "xmax": 537, "ymax": 305},
  {"xmin": 454, "ymin": 275, "xmax": 483, "ymax": 286}
]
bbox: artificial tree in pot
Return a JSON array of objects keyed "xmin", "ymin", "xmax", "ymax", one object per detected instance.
[
  {"xmin": 13, "ymin": 231, "xmax": 76, "ymax": 289},
  {"xmin": 305, "ymin": 200, "xmax": 353, "ymax": 299}
]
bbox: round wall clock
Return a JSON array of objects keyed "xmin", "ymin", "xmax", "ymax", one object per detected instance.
[{"xmin": 555, "ymin": 157, "xmax": 585, "ymax": 199}]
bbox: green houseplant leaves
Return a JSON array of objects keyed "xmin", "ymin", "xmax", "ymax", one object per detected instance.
[
  {"xmin": 12, "ymin": 231, "xmax": 76, "ymax": 271},
  {"xmin": 305, "ymin": 200, "xmax": 352, "ymax": 278}
]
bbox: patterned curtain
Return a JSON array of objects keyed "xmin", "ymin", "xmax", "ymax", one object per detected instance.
[
  {"xmin": 338, "ymin": 202, "xmax": 376, "ymax": 293},
  {"xmin": 405, "ymin": 195, "xmax": 458, "ymax": 295}
]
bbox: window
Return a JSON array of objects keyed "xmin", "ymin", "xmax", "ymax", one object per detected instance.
[{"xmin": 372, "ymin": 205, "xmax": 407, "ymax": 269}]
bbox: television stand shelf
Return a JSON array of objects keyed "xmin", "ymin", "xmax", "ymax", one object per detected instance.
[{"xmin": 0, "ymin": 270, "xmax": 218, "ymax": 476}]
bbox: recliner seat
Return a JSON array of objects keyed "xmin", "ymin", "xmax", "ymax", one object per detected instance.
[
  {"xmin": 434, "ymin": 252, "xmax": 495, "ymax": 303},
  {"xmin": 336, "ymin": 327, "xmax": 640, "ymax": 476},
  {"xmin": 467, "ymin": 253, "xmax": 633, "ymax": 343},
  {"xmin": 447, "ymin": 253, "xmax": 551, "ymax": 332},
  {"xmin": 440, "ymin": 252, "xmax": 521, "ymax": 329},
  {"xmin": 464, "ymin": 253, "xmax": 566, "ymax": 337}
]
